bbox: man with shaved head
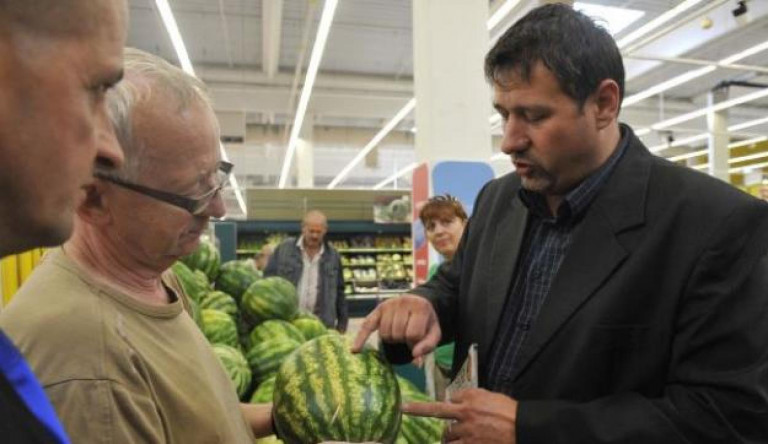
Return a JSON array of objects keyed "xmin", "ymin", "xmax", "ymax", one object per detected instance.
[
  {"xmin": 0, "ymin": 0, "xmax": 126, "ymax": 442},
  {"xmin": 265, "ymin": 210, "xmax": 348, "ymax": 331}
]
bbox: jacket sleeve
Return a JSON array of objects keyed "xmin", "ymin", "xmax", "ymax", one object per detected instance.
[
  {"xmin": 334, "ymin": 252, "xmax": 348, "ymax": 332},
  {"xmin": 518, "ymin": 201, "xmax": 768, "ymax": 443},
  {"xmin": 262, "ymin": 243, "xmax": 282, "ymax": 277}
]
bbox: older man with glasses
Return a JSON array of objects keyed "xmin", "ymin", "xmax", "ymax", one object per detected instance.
[{"xmin": 0, "ymin": 48, "xmax": 272, "ymax": 443}]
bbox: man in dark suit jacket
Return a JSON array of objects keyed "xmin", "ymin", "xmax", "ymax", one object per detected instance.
[{"xmin": 353, "ymin": 4, "xmax": 768, "ymax": 443}]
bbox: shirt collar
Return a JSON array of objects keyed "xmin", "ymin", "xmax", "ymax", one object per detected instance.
[
  {"xmin": 520, "ymin": 125, "xmax": 629, "ymax": 224},
  {"xmin": 297, "ymin": 236, "xmax": 325, "ymax": 256}
]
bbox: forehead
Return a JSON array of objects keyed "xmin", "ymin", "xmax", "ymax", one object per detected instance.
[
  {"xmin": 493, "ymin": 63, "xmax": 568, "ymax": 104},
  {"xmin": 133, "ymin": 97, "xmax": 220, "ymax": 177}
]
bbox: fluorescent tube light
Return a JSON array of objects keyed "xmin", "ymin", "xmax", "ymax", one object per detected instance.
[
  {"xmin": 328, "ymin": 98, "xmax": 416, "ymax": 189},
  {"xmin": 373, "ymin": 162, "xmax": 419, "ymax": 190},
  {"xmin": 574, "ymin": 3, "xmax": 644, "ymax": 36},
  {"xmin": 155, "ymin": 0, "xmax": 194, "ymax": 75},
  {"xmin": 487, "ymin": 0, "xmax": 523, "ymax": 31},
  {"xmin": 278, "ymin": 0, "xmax": 338, "ymax": 188},
  {"xmin": 617, "ymin": 0, "xmax": 704, "ymax": 49}
]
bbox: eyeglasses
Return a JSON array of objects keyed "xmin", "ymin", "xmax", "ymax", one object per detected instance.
[{"xmin": 94, "ymin": 161, "xmax": 234, "ymax": 216}]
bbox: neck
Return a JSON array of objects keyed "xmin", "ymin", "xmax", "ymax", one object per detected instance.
[{"xmin": 65, "ymin": 222, "xmax": 169, "ymax": 305}]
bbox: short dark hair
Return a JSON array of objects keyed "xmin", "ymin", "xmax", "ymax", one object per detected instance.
[{"xmin": 485, "ymin": 4, "xmax": 625, "ymax": 111}]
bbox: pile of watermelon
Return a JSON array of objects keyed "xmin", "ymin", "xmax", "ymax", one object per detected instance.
[{"xmin": 174, "ymin": 236, "xmax": 442, "ymax": 443}]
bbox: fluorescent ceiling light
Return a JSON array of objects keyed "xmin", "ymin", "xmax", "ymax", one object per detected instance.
[
  {"xmin": 617, "ymin": 0, "xmax": 704, "ymax": 49},
  {"xmin": 328, "ymin": 98, "xmax": 416, "ymax": 189},
  {"xmin": 652, "ymin": 116, "xmax": 768, "ymax": 154},
  {"xmin": 651, "ymin": 88, "xmax": 768, "ymax": 132},
  {"xmin": 729, "ymin": 150, "xmax": 768, "ymax": 165},
  {"xmin": 373, "ymin": 162, "xmax": 419, "ymax": 190},
  {"xmin": 730, "ymin": 159, "xmax": 768, "ymax": 174},
  {"xmin": 729, "ymin": 116, "xmax": 768, "ymax": 132},
  {"xmin": 278, "ymin": 0, "xmax": 338, "ymax": 189},
  {"xmin": 624, "ymin": 40, "xmax": 768, "ymax": 107},
  {"xmin": 665, "ymin": 136, "xmax": 768, "ymax": 169},
  {"xmin": 155, "ymin": 0, "xmax": 246, "ymax": 215},
  {"xmin": 487, "ymin": 0, "xmax": 523, "ymax": 31},
  {"xmin": 624, "ymin": 66, "xmax": 716, "ymax": 107},
  {"xmin": 155, "ymin": 0, "xmax": 194, "ymax": 75},
  {"xmin": 574, "ymin": 3, "xmax": 644, "ymax": 36},
  {"xmin": 635, "ymin": 128, "xmax": 652, "ymax": 137}
]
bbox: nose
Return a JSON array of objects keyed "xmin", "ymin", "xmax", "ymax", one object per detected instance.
[
  {"xmin": 500, "ymin": 116, "xmax": 530, "ymax": 155},
  {"xmin": 94, "ymin": 106, "xmax": 125, "ymax": 170},
  {"xmin": 201, "ymin": 191, "xmax": 227, "ymax": 219}
]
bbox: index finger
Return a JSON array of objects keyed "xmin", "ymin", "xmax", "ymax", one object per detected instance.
[
  {"xmin": 401, "ymin": 401, "xmax": 461, "ymax": 420},
  {"xmin": 350, "ymin": 306, "xmax": 382, "ymax": 353}
]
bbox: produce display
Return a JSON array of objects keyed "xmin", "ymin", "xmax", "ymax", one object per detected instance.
[
  {"xmin": 177, "ymin": 236, "xmax": 446, "ymax": 443},
  {"xmin": 215, "ymin": 259, "xmax": 261, "ymax": 302},
  {"xmin": 211, "ymin": 343, "xmax": 252, "ymax": 399},
  {"xmin": 273, "ymin": 334, "xmax": 401, "ymax": 444},
  {"xmin": 199, "ymin": 290, "xmax": 238, "ymax": 320},
  {"xmin": 180, "ymin": 236, "xmax": 221, "ymax": 281}
]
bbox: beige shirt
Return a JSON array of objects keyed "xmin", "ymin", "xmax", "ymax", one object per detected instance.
[
  {"xmin": 0, "ymin": 249, "xmax": 254, "ymax": 443},
  {"xmin": 296, "ymin": 236, "xmax": 323, "ymax": 313}
]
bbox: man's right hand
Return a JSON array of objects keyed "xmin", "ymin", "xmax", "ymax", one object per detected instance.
[{"xmin": 351, "ymin": 294, "xmax": 441, "ymax": 359}]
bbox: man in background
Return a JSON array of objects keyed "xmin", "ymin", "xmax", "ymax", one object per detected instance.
[
  {"xmin": 0, "ymin": 0, "xmax": 126, "ymax": 442},
  {"xmin": 265, "ymin": 210, "xmax": 347, "ymax": 331},
  {"xmin": 1, "ymin": 48, "xmax": 271, "ymax": 443}
]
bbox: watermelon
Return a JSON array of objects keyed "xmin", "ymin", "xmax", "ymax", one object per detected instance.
[
  {"xmin": 241, "ymin": 277, "xmax": 298, "ymax": 326},
  {"xmin": 396, "ymin": 377, "xmax": 446, "ymax": 444},
  {"xmin": 185, "ymin": 293, "xmax": 204, "ymax": 329},
  {"xmin": 291, "ymin": 317, "xmax": 328, "ymax": 340},
  {"xmin": 249, "ymin": 376, "xmax": 276, "ymax": 404},
  {"xmin": 171, "ymin": 261, "xmax": 210, "ymax": 302},
  {"xmin": 200, "ymin": 290, "xmax": 238, "ymax": 320},
  {"xmin": 201, "ymin": 309, "xmax": 239, "ymax": 349},
  {"xmin": 181, "ymin": 236, "xmax": 221, "ymax": 281},
  {"xmin": 216, "ymin": 260, "xmax": 262, "ymax": 302},
  {"xmin": 246, "ymin": 338, "xmax": 302, "ymax": 383},
  {"xmin": 211, "ymin": 343, "xmax": 252, "ymax": 399},
  {"xmin": 249, "ymin": 320, "xmax": 305, "ymax": 345},
  {"xmin": 273, "ymin": 334, "xmax": 401, "ymax": 444}
]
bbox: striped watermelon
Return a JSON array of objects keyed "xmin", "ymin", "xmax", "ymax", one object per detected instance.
[
  {"xmin": 181, "ymin": 236, "xmax": 221, "ymax": 281},
  {"xmin": 246, "ymin": 338, "xmax": 302, "ymax": 383},
  {"xmin": 249, "ymin": 376, "xmax": 276, "ymax": 404},
  {"xmin": 211, "ymin": 343, "xmax": 252, "ymax": 399},
  {"xmin": 216, "ymin": 260, "xmax": 262, "ymax": 302},
  {"xmin": 171, "ymin": 261, "xmax": 210, "ymax": 302},
  {"xmin": 185, "ymin": 293, "xmax": 204, "ymax": 329},
  {"xmin": 396, "ymin": 377, "xmax": 445, "ymax": 444},
  {"xmin": 201, "ymin": 309, "xmax": 239, "ymax": 349},
  {"xmin": 200, "ymin": 291, "xmax": 238, "ymax": 319},
  {"xmin": 249, "ymin": 320, "xmax": 305, "ymax": 345},
  {"xmin": 273, "ymin": 334, "xmax": 402, "ymax": 444},
  {"xmin": 291, "ymin": 317, "xmax": 328, "ymax": 340},
  {"xmin": 241, "ymin": 277, "xmax": 298, "ymax": 327}
]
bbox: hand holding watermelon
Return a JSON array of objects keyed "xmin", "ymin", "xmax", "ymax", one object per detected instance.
[{"xmin": 351, "ymin": 294, "xmax": 441, "ymax": 360}]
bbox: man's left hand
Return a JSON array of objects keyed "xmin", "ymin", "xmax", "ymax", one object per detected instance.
[{"xmin": 402, "ymin": 388, "xmax": 518, "ymax": 443}]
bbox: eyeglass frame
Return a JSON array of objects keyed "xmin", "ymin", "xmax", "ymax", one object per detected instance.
[{"xmin": 93, "ymin": 161, "xmax": 234, "ymax": 216}]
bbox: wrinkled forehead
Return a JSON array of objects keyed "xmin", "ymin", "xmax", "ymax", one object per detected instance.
[{"xmin": 2, "ymin": 0, "xmax": 127, "ymax": 38}]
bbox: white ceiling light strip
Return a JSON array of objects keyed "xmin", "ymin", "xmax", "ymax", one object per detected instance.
[
  {"xmin": 373, "ymin": 162, "xmax": 420, "ymax": 190},
  {"xmin": 328, "ymin": 98, "xmax": 416, "ymax": 189},
  {"xmin": 278, "ymin": 0, "xmax": 339, "ymax": 189},
  {"xmin": 624, "ymin": 39, "xmax": 768, "ymax": 107},
  {"xmin": 729, "ymin": 159, "xmax": 768, "ymax": 173},
  {"xmin": 650, "ymin": 116, "xmax": 768, "ymax": 154},
  {"xmin": 616, "ymin": 0, "xmax": 704, "ymax": 49},
  {"xmin": 155, "ymin": 0, "xmax": 194, "ymax": 75},
  {"xmin": 665, "ymin": 136, "xmax": 768, "ymax": 167},
  {"xmin": 155, "ymin": 0, "xmax": 247, "ymax": 215}
]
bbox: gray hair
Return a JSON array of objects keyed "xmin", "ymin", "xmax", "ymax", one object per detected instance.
[{"xmin": 107, "ymin": 47, "xmax": 213, "ymax": 180}]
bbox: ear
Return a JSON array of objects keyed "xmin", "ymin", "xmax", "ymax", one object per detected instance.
[
  {"xmin": 592, "ymin": 79, "xmax": 621, "ymax": 130},
  {"xmin": 76, "ymin": 182, "xmax": 112, "ymax": 226}
]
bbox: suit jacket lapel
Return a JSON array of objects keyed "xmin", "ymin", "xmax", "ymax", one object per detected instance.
[
  {"xmin": 483, "ymin": 195, "xmax": 528, "ymax": 354},
  {"xmin": 509, "ymin": 128, "xmax": 651, "ymax": 381}
]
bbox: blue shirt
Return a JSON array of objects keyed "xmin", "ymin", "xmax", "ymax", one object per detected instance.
[
  {"xmin": 0, "ymin": 330, "xmax": 69, "ymax": 443},
  {"xmin": 486, "ymin": 128, "xmax": 629, "ymax": 394}
]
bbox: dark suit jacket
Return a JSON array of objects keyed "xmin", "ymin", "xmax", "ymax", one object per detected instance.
[{"xmin": 389, "ymin": 126, "xmax": 768, "ymax": 443}]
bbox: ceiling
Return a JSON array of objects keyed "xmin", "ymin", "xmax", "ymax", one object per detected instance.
[{"xmin": 126, "ymin": 0, "xmax": 768, "ymax": 216}]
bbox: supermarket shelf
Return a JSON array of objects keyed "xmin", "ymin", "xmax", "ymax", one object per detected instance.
[
  {"xmin": 338, "ymin": 248, "xmax": 411, "ymax": 253},
  {"xmin": 343, "ymin": 263, "xmax": 378, "ymax": 267}
]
